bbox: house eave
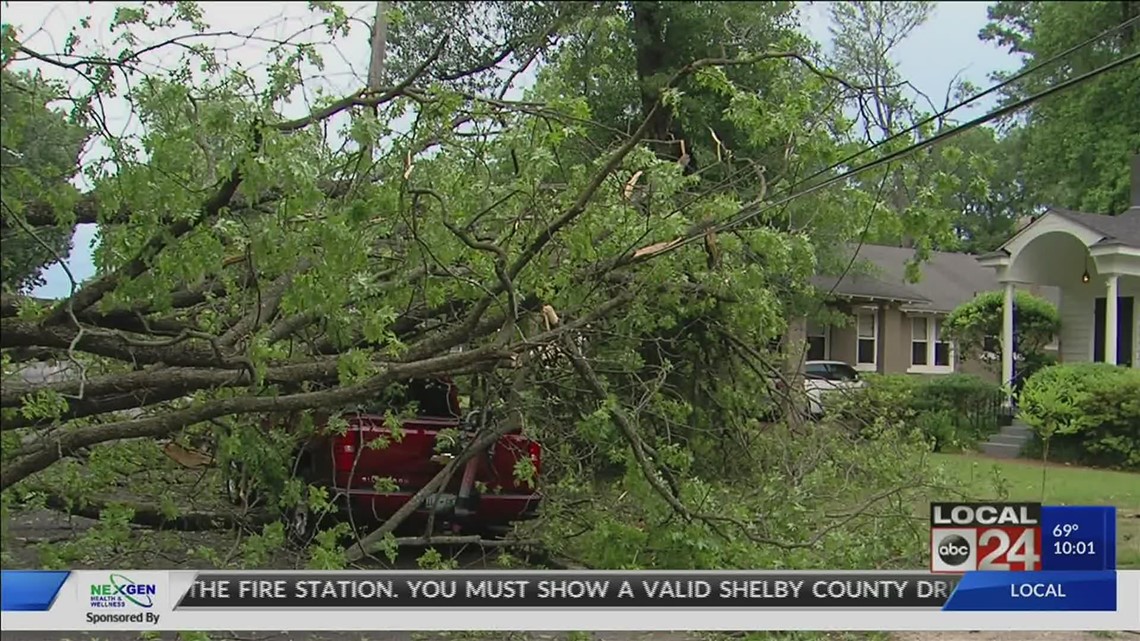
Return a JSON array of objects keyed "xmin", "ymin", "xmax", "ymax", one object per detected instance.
[
  {"xmin": 1089, "ymin": 240, "xmax": 1140, "ymax": 257},
  {"xmin": 825, "ymin": 291, "xmax": 930, "ymax": 306},
  {"xmin": 976, "ymin": 249, "xmax": 1010, "ymax": 268}
]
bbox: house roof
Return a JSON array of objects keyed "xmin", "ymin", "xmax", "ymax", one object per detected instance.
[
  {"xmin": 1047, "ymin": 207, "xmax": 1140, "ymax": 248},
  {"xmin": 811, "ymin": 272, "xmax": 930, "ymax": 304},
  {"xmin": 815, "ymin": 244, "xmax": 1060, "ymax": 313}
]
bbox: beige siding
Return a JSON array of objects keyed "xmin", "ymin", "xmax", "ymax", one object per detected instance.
[
  {"xmin": 880, "ymin": 305, "xmax": 907, "ymax": 374},
  {"xmin": 958, "ymin": 355, "xmax": 999, "ymax": 382},
  {"xmin": 830, "ymin": 322, "xmax": 857, "ymax": 364}
]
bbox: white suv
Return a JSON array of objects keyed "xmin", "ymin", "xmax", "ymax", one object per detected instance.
[{"xmin": 803, "ymin": 360, "xmax": 866, "ymax": 416}]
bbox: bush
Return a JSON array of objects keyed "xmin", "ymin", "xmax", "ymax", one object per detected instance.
[
  {"xmin": 830, "ymin": 373, "xmax": 1005, "ymax": 452},
  {"xmin": 945, "ymin": 290, "xmax": 1060, "ymax": 363},
  {"xmin": 914, "ymin": 374, "xmax": 1007, "ymax": 436},
  {"xmin": 1015, "ymin": 350, "xmax": 1058, "ymax": 395},
  {"xmin": 1018, "ymin": 363, "xmax": 1140, "ymax": 470}
]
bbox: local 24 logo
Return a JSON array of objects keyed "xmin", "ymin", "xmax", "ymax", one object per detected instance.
[{"xmin": 929, "ymin": 502, "xmax": 1042, "ymax": 573}]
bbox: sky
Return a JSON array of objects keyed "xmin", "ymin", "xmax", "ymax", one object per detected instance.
[{"xmin": 3, "ymin": 1, "xmax": 1021, "ymax": 299}]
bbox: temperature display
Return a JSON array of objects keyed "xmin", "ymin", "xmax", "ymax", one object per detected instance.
[
  {"xmin": 1053, "ymin": 523, "xmax": 1081, "ymax": 538},
  {"xmin": 1040, "ymin": 506, "xmax": 1115, "ymax": 571}
]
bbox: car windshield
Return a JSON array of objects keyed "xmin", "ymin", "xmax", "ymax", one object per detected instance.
[
  {"xmin": 364, "ymin": 378, "xmax": 459, "ymax": 417},
  {"xmin": 831, "ymin": 364, "xmax": 860, "ymax": 381},
  {"xmin": 805, "ymin": 364, "xmax": 828, "ymax": 379}
]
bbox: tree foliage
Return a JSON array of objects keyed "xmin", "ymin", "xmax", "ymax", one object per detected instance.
[
  {"xmin": 0, "ymin": 68, "xmax": 88, "ymax": 293},
  {"xmin": 943, "ymin": 289, "xmax": 1061, "ymax": 365},
  {"xmin": 981, "ymin": 0, "xmax": 1140, "ymax": 214}
]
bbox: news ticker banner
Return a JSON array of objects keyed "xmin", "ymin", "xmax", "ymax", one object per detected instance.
[
  {"xmin": 930, "ymin": 502, "xmax": 1116, "ymax": 572},
  {"xmin": 3, "ymin": 570, "xmax": 1138, "ymax": 632}
]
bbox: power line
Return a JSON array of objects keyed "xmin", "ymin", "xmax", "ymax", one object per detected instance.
[
  {"xmin": 716, "ymin": 49, "xmax": 1140, "ymax": 235},
  {"xmin": 793, "ymin": 14, "xmax": 1140, "ymax": 198},
  {"xmin": 630, "ymin": 47, "xmax": 1139, "ymax": 264}
]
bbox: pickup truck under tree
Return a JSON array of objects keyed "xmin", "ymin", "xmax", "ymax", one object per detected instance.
[{"xmin": 226, "ymin": 377, "xmax": 543, "ymax": 541}]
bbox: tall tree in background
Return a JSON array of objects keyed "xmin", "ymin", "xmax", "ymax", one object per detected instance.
[
  {"xmin": 0, "ymin": 69, "xmax": 88, "ymax": 292},
  {"xmin": 982, "ymin": 0, "xmax": 1140, "ymax": 214}
]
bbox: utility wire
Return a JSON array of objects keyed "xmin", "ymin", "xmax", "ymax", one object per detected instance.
[
  {"xmin": 718, "ymin": 49, "xmax": 1140, "ymax": 234},
  {"xmin": 793, "ymin": 14, "xmax": 1140, "ymax": 195},
  {"xmin": 683, "ymin": 14, "xmax": 1140, "ymax": 238},
  {"xmin": 628, "ymin": 47, "xmax": 1139, "ymax": 265}
]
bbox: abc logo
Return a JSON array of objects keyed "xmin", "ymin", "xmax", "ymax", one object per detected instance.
[{"xmin": 937, "ymin": 534, "xmax": 972, "ymax": 566}]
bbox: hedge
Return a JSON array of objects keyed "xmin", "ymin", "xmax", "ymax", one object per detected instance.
[
  {"xmin": 1018, "ymin": 363, "xmax": 1140, "ymax": 470},
  {"xmin": 829, "ymin": 373, "xmax": 1006, "ymax": 452}
]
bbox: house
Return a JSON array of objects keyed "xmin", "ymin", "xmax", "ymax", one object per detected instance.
[
  {"xmin": 804, "ymin": 244, "xmax": 1057, "ymax": 380},
  {"xmin": 977, "ymin": 155, "xmax": 1140, "ymax": 399}
]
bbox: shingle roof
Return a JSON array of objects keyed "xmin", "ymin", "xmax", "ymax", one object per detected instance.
[
  {"xmin": 1048, "ymin": 207, "xmax": 1140, "ymax": 248},
  {"xmin": 811, "ymin": 272, "xmax": 930, "ymax": 304},
  {"xmin": 817, "ymin": 244, "xmax": 1060, "ymax": 313}
]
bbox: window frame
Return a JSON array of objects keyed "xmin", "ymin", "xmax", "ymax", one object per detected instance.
[
  {"xmin": 908, "ymin": 315, "xmax": 955, "ymax": 374},
  {"xmin": 806, "ymin": 320, "xmax": 830, "ymax": 361},
  {"xmin": 854, "ymin": 307, "xmax": 878, "ymax": 372}
]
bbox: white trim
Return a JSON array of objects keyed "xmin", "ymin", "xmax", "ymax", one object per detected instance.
[
  {"xmin": 854, "ymin": 306, "xmax": 878, "ymax": 372},
  {"xmin": 1088, "ymin": 244, "xmax": 1140, "ymax": 259},
  {"xmin": 997, "ymin": 210, "xmax": 1102, "ymax": 256},
  {"xmin": 1090, "ymin": 291, "xmax": 1137, "ymax": 364},
  {"xmin": 907, "ymin": 314, "xmax": 955, "ymax": 374}
]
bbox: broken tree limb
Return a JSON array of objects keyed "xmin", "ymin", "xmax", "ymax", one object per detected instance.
[{"xmin": 343, "ymin": 418, "xmax": 521, "ymax": 563}]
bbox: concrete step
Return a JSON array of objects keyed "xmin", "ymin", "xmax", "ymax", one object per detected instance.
[
  {"xmin": 981, "ymin": 442, "xmax": 1025, "ymax": 459},
  {"xmin": 999, "ymin": 424, "xmax": 1033, "ymax": 438},
  {"xmin": 988, "ymin": 433, "xmax": 1031, "ymax": 447}
]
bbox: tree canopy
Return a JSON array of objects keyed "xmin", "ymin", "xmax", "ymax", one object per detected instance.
[
  {"xmin": 981, "ymin": 0, "xmax": 1140, "ymax": 214},
  {"xmin": 0, "ymin": 68, "xmax": 88, "ymax": 293}
]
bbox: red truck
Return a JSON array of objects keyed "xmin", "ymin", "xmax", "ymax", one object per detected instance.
[{"xmin": 227, "ymin": 377, "xmax": 543, "ymax": 541}]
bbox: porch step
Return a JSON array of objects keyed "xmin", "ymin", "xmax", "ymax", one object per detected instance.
[
  {"xmin": 980, "ymin": 419, "xmax": 1034, "ymax": 459},
  {"xmin": 981, "ymin": 442, "xmax": 1025, "ymax": 459},
  {"xmin": 989, "ymin": 434, "xmax": 1030, "ymax": 447},
  {"xmin": 999, "ymin": 423, "xmax": 1033, "ymax": 438}
]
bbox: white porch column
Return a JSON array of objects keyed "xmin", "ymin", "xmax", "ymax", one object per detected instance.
[
  {"xmin": 1001, "ymin": 281, "xmax": 1015, "ymax": 403},
  {"xmin": 1105, "ymin": 274, "xmax": 1119, "ymax": 365}
]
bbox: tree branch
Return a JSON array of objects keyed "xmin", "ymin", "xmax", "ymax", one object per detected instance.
[
  {"xmin": 0, "ymin": 343, "xmax": 516, "ymax": 490},
  {"xmin": 41, "ymin": 164, "xmax": 247, "ymax": 326}
]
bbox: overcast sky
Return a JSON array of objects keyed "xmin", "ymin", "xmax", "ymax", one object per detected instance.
[{"xmin": 3, "ymin": 1, "xmax": 1019, "ymax": 299}]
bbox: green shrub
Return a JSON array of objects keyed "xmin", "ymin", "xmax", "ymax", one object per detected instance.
[
  {"xmin": 828, "ymin": 373, "xmax": 1003, "ymax": 452},
  {"xmin": 1018, "ymin": 363, "xmax": 1140, "ymax": 470},
  {"xmin": 1015, "ymin": 351, "xmax": 1058, "ymax": 394},
  {"xmin": 913, "ymin": 373, "xmax": 1006, "ymax": 438}
]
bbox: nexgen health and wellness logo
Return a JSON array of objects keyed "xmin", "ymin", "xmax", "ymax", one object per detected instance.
[{"xmin": 89, "ymin": 574, "xmax": 156, "ymax": 609}]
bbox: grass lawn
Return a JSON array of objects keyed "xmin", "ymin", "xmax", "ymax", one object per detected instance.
[{"xmin": 929, "ymin": 452, "xmax": 1139, "ymax": 569}]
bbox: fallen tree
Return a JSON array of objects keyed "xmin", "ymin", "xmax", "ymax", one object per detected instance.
[{"xmin": 2, "ymin": 2, "xmax": 955, "ymax": 571}]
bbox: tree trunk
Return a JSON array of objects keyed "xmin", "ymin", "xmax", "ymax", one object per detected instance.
[{"xmin": 630, "ymin": 1, "xmax": 694, "ymax": 169}]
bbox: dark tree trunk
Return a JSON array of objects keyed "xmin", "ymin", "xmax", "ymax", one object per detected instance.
[{"xmin": 630, "ymin": 1, "xmax": 696, "ymax": 171}]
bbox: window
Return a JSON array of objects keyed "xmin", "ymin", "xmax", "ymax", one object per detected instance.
[
  {"xmin": 855, "ymin": 309, "xmax": 877, "ymax": 370},
  {"xmin": 806, "ymin": 321, "xmax": 828, "ymax": 361},
  {"xmin": 911, "ymin": 317, "xmax": 928, "ymax": 365},
  {"xmin": 910, "ymin": 316, "xmax": 954, "ymax": 372}
]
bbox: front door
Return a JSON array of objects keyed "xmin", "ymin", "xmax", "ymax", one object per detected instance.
[{"xmin": 1093, "ymin": 296, "xmax": 1135, "ymax": 366}]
